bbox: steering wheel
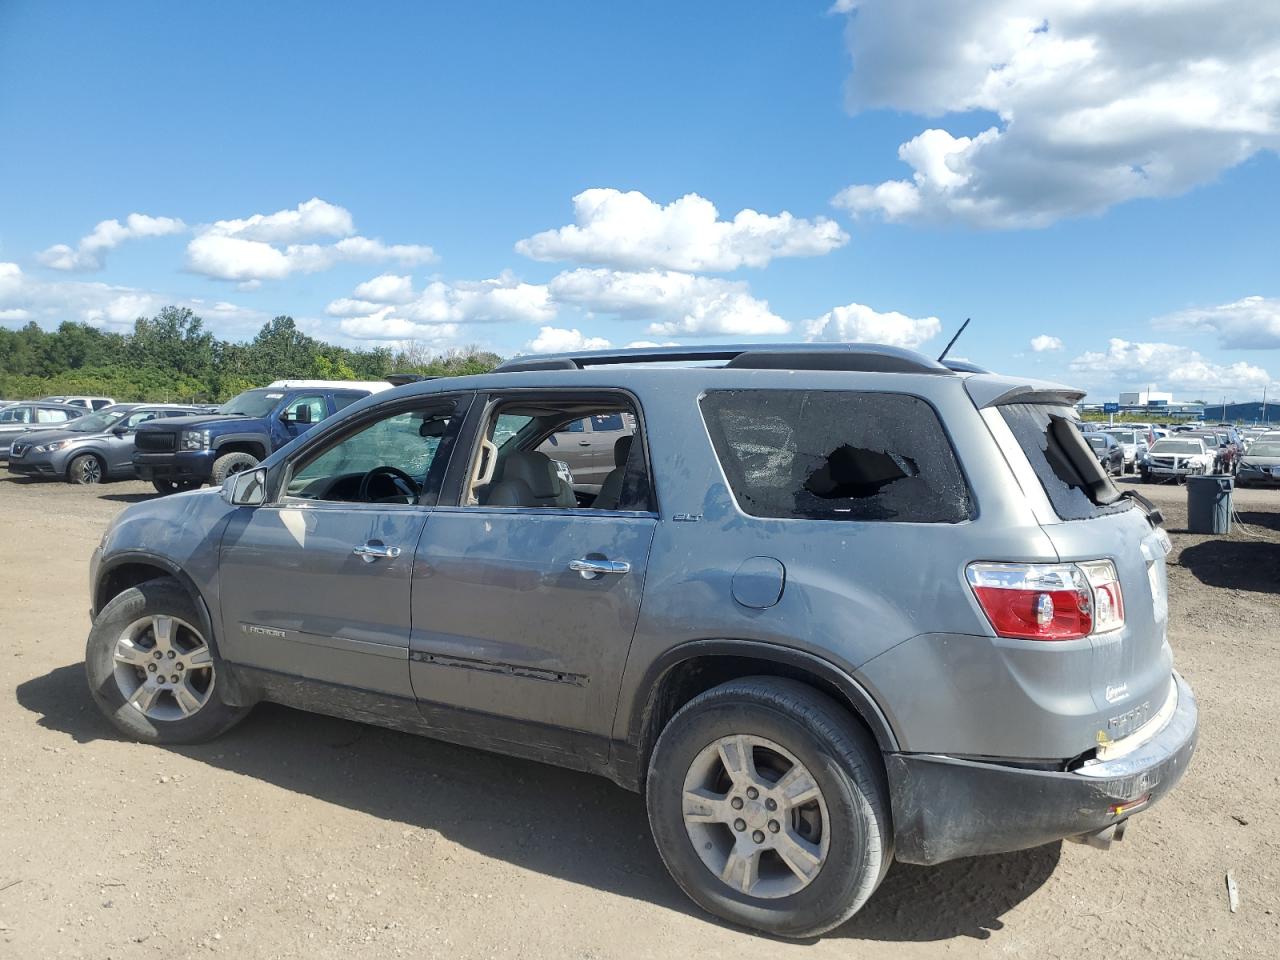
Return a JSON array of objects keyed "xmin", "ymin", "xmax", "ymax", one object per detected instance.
[{"xmin": 357, "ymin": 465, "xmax": 419, "ymax": 503}]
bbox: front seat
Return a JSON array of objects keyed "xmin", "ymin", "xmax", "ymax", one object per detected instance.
[
  {"xmin": 484, "ymin": 450, "xmax": 576, "ymax": 507},
  {"xmin": 593, "ymin": 435, "xmax": 633, "ymax": 510}
]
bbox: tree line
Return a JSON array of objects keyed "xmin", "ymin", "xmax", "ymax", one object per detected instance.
[{"xmin": 0, "ymin": 307, "xmax": 502, "ymax": 402}]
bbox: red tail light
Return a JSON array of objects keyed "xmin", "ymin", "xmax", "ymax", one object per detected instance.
[{"xmin": 966, "ymin": 561, "xmax": 1124, "ymax": 641}]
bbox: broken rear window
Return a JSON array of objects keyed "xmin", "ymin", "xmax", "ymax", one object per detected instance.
[
  {"xmin": 700, "ymin": 390, "xmax": 972, "ymax": 523},
  {"xmin": 999, "ymin": 403, "xmax": 1130, "ymax": 521}
]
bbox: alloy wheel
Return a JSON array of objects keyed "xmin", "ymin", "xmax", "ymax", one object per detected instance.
[
  {"xmin": 112, "ymin": 615, "xmax": 215, "ymax": 721},
  {"xmin": 681, "ymin": 734, "xmax": 831, "ymax": 899}
]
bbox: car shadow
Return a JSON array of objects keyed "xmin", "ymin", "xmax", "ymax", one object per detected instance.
[
  {"xmin": 16, "ymin": 662, "xmax": 1056, "ymax": 942},
  {"xmin": 1176, "ymin": 538, "xmax": 1280, "ymax": 594},
  {"xmin": 95, "ymin": 492, "xmax": 155, "ymax": 504}
]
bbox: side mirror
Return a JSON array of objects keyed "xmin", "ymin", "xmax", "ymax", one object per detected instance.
[
  {"xmin": 111, "ymin": 426, "xmax": 128, "ymax": 437},
  {"xmin": 221, "ymin": 467, "xmax": 268, "ymax": 506},
  {"xmin": 282, "ymin": 406, "xmax": 312, "ymax": 425}
]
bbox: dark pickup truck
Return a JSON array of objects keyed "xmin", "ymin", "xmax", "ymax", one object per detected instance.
[{"xmin": 132, "ymin": 381, "xmax": 386, "ymax": 493}]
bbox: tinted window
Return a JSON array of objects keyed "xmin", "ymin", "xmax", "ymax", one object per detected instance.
[
  {"xmin": 701, "ymin": 390, "xmax": 971, "ymax": 523},
  {"xmin": 592, "ymin": 413, "xmax": 625, "ymax": 432},
  {"xmin": 1087, "ymin": 436, "xmax": 1108, "ymax": 451},
  {"xmin": 332, "ymin": 391, "xmax": 367, "ymax": 412},
  {"xmin": 1000, "ymin": 403, "xmax": 1129, "ymax": 521},
  {"xmin": 1, "ymin": 407, "xmax": 31, "ymax": 423}
]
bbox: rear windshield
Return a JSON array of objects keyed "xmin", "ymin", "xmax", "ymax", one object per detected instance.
[
  {"xmin": 999, "ymin": 403, "xmax": 1129, "ymax": 521},
  {"xmin": 1086, "ymin": 436, "xmax": 1108, "ymax": 451},
  {"xmin": 700, "ymin": 390, "xmax": 971, "ymax": 523}
]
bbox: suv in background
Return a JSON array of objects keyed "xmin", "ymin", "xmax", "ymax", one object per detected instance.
[
  {"xmin": 0, "ymin": 402, "xmax": 84, "ymax": 459},
  {"xmin": 86, "ymin": 344, "xmax": 1197, "ymax": 937},
  {"xmin": 131, "ymin": 380, "xmax": 390, "ymax": 494},
  {"xmin": 7, "ymin": 403, "xmax": 202, "ymax": 484}
]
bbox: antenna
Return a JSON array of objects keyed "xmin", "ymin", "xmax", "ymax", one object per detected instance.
[{"xmin": 937, "ymin": 317, "xmax": 971, "ymax": 362}]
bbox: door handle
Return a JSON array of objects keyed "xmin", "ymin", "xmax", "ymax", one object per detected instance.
[
  {"xmin": 353, "ymin": 542, "xmax": 402, "ymax": 563},
  {"xmin": 569, "ymin": 558, "xmax": 631, "ymax": 579},
  {"xmin": 577, "ymin": 440, "xmax": 592, "ymax": 446}
]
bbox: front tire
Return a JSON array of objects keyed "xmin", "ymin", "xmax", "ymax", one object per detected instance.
[
  {"xmin": 85, "ymin": 578, "xmax": 251, "ymax": 744},
  {"xmin": 67, "ymin": 453, "xmax": 105, "ymax": 485},
  {"xmin": 646, "ymin": 678, "xmax": 891, "ymax": 938},
  {"xmin": 211, "ymin": 451, "xmax": 260, "ymax": 487}
]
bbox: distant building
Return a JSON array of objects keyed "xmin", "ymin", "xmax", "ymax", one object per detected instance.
[{"xmin": 1119, "ymin": 390, "xmax": 1173, "ymax": 406}]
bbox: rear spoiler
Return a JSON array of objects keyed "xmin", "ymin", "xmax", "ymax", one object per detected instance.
[{"xmin": 965, "ymin": 378, "xmax": 1085, "ymax": 409}]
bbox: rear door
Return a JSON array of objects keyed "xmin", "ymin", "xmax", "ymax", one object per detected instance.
[{"xmin": 409, "ymin": 390, "xmax": 657, "ymax": 759}]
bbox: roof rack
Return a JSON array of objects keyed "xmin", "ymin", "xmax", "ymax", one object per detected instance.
[{"xmin": 495, "ymin": 342, "xmax": 954, "ymax": 376}]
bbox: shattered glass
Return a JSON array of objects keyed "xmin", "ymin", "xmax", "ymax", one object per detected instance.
[
  {"xmin": 701, "ymin": 390, "xmax": 972, "ymax": 522},
  {"xmin": 1000, "ymin": 403, "xmax": 1130, "ymax": 521}
]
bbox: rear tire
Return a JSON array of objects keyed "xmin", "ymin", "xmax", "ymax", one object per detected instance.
[
  {"xmin": 67, "ymin": 453, "xmax": 105, "ymax": 485},
  {"xmin": 211, "ymin": 451, "xmax": 260, "ymax": 487},
  {"xmin": 646, "ymin": 678, "xmax": 891, "ymax": 938},
  {"xmin": 85, "ymin": 577, "xmax": 252, "ymax": 744}
]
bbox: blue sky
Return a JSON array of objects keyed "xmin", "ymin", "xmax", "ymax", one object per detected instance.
[{"xmin": 1, "ymin": 0, "xmax": 1278, "ymax": 401}]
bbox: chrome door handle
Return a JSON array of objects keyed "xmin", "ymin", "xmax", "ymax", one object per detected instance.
[
  {"xmin": 569, "ymin": 558, "xmax": 631, "ymax": 579},
  {"xmin": 353, "ymin": 542, "xmax": 402, "ymax": 563}
]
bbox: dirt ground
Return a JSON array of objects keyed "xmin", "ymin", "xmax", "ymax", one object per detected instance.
[{"xmin": 1, "ymin": 473, "xmax": 1277, "ymax": 959}]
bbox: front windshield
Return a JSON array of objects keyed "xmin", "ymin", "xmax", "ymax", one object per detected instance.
[
  {"xmin": 217, "ymin": 389, "xmax": 284, "ymax": 418},
  {"xmin": 1151, "ymin": 441, "xmax": 1203, "ymax": 454},
  {"xmin": 1248, "ymin": 443, "xmax": 1280, "ymax": 457},
  {"xmin": 69, "ymin": 407, "xmax": 130, "ymax": 432}
]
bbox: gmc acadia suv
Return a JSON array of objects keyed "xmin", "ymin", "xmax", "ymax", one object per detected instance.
[{"xmin": 85, "ymin": 343, "xmax": 1197, "ymax": 937}]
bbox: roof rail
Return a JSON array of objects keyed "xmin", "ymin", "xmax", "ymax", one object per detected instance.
[{"xmin": 494, "ymin": 342, "xmax": 954, "ymax": 376}]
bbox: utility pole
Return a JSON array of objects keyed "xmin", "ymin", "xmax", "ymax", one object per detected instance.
[
  {"xmin": 1222, "ymin": 395, "xmax": 1227, "ymax": 422},
  {"xmin": 1263, "ymin": 384, "xmax": 1269, "ymax": 425}
]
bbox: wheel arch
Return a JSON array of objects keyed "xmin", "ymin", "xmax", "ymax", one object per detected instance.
[
  {"xmin": 211, "ymin": 434, "xmax": 268, "ymax": 460},
  {"xmin": 94, "ymin": 553, "xmax": 254, "ymax": 706},
  {"xmin": 618, "ymin": 639, "xmax": 899, "ymax": 791},
  {"xmin": 65, "ymin": 447, "xmax": 107, "ymax": 481}
]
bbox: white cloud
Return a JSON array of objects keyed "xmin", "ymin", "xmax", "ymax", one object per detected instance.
[
  {"xmin": 832, "ymin": 1, "xmax": 1280, "ymax": 227},
  {"xmin": 38, "ymin": 213, "xmax": 186, "ymax": 271},
  {"xmin": 0, "ymin": 260, "xmax": 265, "ymax": 335},
  {"xmin": 1068, "ymin": 337, "xmax": 1272, "ymax": 396},
  {"xmin": 205, "ymin": 197, "xmax": 354, "ymax": 243},
  {"xmin": 526, "ymin": 326, "xmax": 613, "ymax": 353},
  {"xmin": 804, "ymin": 301, "xmax": 941, "ymax": 348},
  {"xmin": 186, "ymin": 198, "xmax": 435, "ymax": 282},
  {"xmin": 516, "ymin": 188, "xmax": 848, "ymax": 271},
  {"xmin": 1155, "ymin": 295, "xmax": 1280, "ymax": 349},
  {"xmin": 547, "ymin": 268, "xmax": 789, "ymax": 336},
  {"xmin": 352, "ymin": 273, "xmax": 416, "ymax": 304},
  {"xmin": 329, "ymin": 272, "xmax": 555, "ymax": 340},
  {"xmin": 1030, "ymin": 333, "xmax": 1064, "ymax": 352}
]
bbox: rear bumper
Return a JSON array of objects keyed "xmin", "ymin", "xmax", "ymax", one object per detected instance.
[
  {"xmin": 133, "ymin": 450, "xmax": 216, "ymax": 482},
  {"xmin": 888, "ymin": 672, "xmax": 1198, "ymax": 865}
]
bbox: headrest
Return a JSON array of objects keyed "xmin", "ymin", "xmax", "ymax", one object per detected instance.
[
  {"xmin": 499, "ymin": 450, "xmax": 560, "ymax": 499},
  {"xmin": 614, "ymin": 434, "xmax": 634, "ymax": 468}
]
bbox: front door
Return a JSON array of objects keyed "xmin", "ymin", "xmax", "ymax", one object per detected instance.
[{"xmin": 218, "ymin": 396, "xmax": 465, "ymax": 698}]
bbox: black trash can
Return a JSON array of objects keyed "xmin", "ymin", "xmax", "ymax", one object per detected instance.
[{"xmin": 1187, "ymin": 474, "xmax": 1233, "ymax": 534}]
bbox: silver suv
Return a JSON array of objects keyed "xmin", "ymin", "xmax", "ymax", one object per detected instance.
[{"xmin": 84, "ymin": 344, "xmax": 1197, "ymax": 937}]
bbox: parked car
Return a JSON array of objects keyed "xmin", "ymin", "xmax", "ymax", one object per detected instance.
[
  {"xmin": 1139, "ymin": 438, "xmax": 1216, "ymax": 482},
  {"xmin": 1083, "ymin": 431, "xmax": 1125, "ymax": 476},
  {"xmin": 1190, "ymin": 431, "xmax": 1241, "ymax": 474},
  {"xmin": 0, "ymin": 402, "xmax": 84, "ymax": 459},
  {"xmin": 1101, "ymin": 426, "xmax": 1152, "ymax": 470},
  {"xmin": 41, "ymin": 395, "xmax": 116, "ymax": 411},
  {"xmin": 131, "ymin": 380, "xmax": 391, "ymax": 494},
  {"xmin": 86, "ymin": 343, "xmax": 1197, "ymax": 938},
  {"xmin": 7, "ymin": 403, "xmax": 203, "ymax": 484},
  {"xmin": 1236, "ymin": 439, "xmax": 1280, "ymax": 487},
  {"xmin": 535, "ymin": 411, "xmax": 636, "ymax": 491}
]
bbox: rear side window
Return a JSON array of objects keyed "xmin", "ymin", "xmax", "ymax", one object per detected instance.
[
  {"xmin": 700, "ymin": 390, "xmax": 971, "ymax": 523},
  {"xmin": 999, "ymin": 403, "xmax": 1130, "ymax": 521}
]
